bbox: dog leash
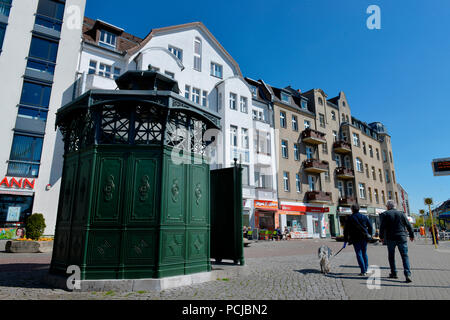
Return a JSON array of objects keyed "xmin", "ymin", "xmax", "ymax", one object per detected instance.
[{"xmin": 331, "ymin": 245, "xmax": 346, "ymax": 260}]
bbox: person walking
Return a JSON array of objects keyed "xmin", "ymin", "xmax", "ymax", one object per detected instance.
[
  {"xmin": 429, "ymin": 224, "xmax": 439, "ymax": 245},
  {"xmin": 379, "ymin": 200, "xmax": 414, "ymax": 283},
  {"xmin": 343, "ymin": 204, "xmax": 373, "ymax": 276}
]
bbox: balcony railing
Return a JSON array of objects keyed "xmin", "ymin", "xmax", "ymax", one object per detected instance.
[
  {"xmin": 303, "ymin": 159, "xmax": 329, "ymax": 173},
  {"xmin": 338, "ymin": 196, "xmax": 357, "ymax": 206},
  {"xmin": 306, "ymin": 191, "xmax": 332, "ymax": 203},
  {"xmin": 333, "ymin": 140, "xmax": 352, "ymax": 153},
  {"xmin": 35, "ymin": 14, "xmax": 63, "ymax": 32},
  {"xmin": 301, "ymin": 128, "xmax": 326, "ymax": 145},
  {"xmin": 335, "ymin": 167, "xmax": 354, "ymax": 179}
]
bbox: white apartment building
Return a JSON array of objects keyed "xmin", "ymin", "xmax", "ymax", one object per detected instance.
[
  {"xmin": 0, "ymin": 0, "xmax": 86, "ymax": 235},
  {"xmin": 75, "ymin": 19, "xmax": 278, "ymax": 230}
]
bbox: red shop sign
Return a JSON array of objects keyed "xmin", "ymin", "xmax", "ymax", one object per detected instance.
[{"xmin": 0, "ymin": 177, "xmax": 35, "ymax": 189}]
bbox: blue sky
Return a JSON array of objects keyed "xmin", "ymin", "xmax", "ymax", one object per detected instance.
[{"xmin": 85, "ymin": 0, "xmax": 450, "ymax": 213}]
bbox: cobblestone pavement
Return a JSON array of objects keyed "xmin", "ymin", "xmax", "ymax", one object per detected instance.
[{"xmin": 0, "ymin": 238, "xmax": 449, "ymax": 300}]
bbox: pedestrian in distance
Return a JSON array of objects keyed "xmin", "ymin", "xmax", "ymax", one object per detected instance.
[
  {"xmin": 379, "ymin": 200, "xmax": 414, "ymax": 283},
  {"xmin": 429, "ymin": 225, "xmax": 439, "ymax": 245},
  {"xmin": 343, "ymin": 203, "xmax": 373, "ymax": 276}
]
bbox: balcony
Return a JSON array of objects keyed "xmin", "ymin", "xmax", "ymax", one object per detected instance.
[
  {"xmin": 306, "ymin": 191, "xmax": 332, "ymax": 204},
  {"xmin": 333, "ymin": 140, "xmax": 352, "ymax": 153},
  {"xmin": 85, "ymin": 73, "xmax": 118, "ymax": 91},
  {"xmin": 303, "ymin": 159, "xmax": 329, "ymax": 173},
  {"xmin": 335, "ymin": 167, "xmax": 354, "ymax": 179},
  {"xmin": 301, "ymin": 128, "xmax": 326, "ymax": 145},
  {"xmin": 338, "ymin": 196, "xmax": 357, "ymax": 206}
]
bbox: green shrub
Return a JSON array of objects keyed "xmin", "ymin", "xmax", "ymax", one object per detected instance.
[{"xmin": 25, "ymin": 213, "xmax": 46, "ymax": 240}]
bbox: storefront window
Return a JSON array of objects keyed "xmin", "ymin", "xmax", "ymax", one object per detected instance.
[
  {"xmin": 0, "ymin": 194, "xmax": 34, "ymax": 229},
  {"xmin": 286, "ymin": 215, "xmax": 307, "ymax": 232}
]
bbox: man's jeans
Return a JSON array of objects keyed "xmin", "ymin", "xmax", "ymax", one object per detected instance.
[
  {"xmin": 353, "ymin": 241, "xmax": 368, "ymax": 274},
  {"xmin": 386, "ymin": 240, "xmax": 411, "ymax": 276}
]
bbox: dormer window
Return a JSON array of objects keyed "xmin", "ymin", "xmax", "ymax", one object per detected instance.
[
  {"xmin": 250, "ymin": 85, "xmax": 257, "ymax": 98},
  {"xmin": 318, "ymin": 97, "xmax": 324, "ymax": 105},
  {"xmin": 301, "ymin": 99, "xmax": 307, "ymax": 110},
  {"xmin": 281, "ymin": 92, "xmax": 290, "ymax": 103},
  {"xmin": 99, "ymin": 30, "xmax": 116, "ymax": 49},
  {"xmin": 168, "ymin": 45, "xmax": 183, "ymax": 61}
]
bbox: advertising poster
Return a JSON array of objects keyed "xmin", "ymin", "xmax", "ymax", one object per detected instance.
[{"xmin": 6, "ymin": 206, "xmax": 21, "ymax": 222}]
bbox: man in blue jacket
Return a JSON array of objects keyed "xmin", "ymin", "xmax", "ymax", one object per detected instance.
[
  {"xmin": 380, "ymin": 200, "xmax": 414, "ymax": 283},
  {"xmin": 343, "ymin": 204, "xmax": 373, "ymax": 276}
]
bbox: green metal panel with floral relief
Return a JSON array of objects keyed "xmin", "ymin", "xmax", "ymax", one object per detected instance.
[{"xmin": 50, "ymin": 71, "xmax": 220, "ymax": 280}]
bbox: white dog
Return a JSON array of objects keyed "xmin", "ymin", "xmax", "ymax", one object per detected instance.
[{"xmin": 318, "ymin": 245, "xmax": 333, "ymax": 274}]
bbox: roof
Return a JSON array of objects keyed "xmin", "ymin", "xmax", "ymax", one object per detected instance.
[
  {"xmin": 126, "ymin": 21, "xmax": 243, "ymax": 77},
  {"xmin": 82, "ymin": 17, "xmax": 144, "ymax": 54}
]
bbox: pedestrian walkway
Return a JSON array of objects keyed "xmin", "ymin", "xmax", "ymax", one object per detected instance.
[{"xmin": 333, "ymin": 239, "xmax": 450, "ymax": 300}]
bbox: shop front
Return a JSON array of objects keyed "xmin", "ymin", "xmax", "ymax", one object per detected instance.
[
  {"xmin": 279, "ymin": 202, "xmax": 329, "ymax": 239},
  {"xmin": 0, "ymin": 177, "xmax": 35, "ymax": 239},
  {"xmin": 254, "ymin": 200, "xmax": 278, "ymax": 239}
]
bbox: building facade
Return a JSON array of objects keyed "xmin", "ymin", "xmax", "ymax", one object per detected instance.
[{"xmin": 0, "ymin": 0, "xmax": 86, "ymax": 235}]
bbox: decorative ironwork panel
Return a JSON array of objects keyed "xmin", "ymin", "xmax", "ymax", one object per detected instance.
[
  {"xmin": 100, "ymin": 105, "xmax": 130, "ymax": 144},
  {"xmin": 134, "ymin": 105, "xmax": 164, "ymax": 144}
]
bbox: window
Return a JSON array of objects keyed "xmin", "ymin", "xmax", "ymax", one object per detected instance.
[
  {"xmin": 382, "ymin": 150, "xmax": 387, "ymax": 162},
  {"xmin": 19, "ymin": 81, "xmax": 51, "ymax": 108},
  {"xmin": 0, "ymin": 23, "xmax": 6, "ymax": 52},
  {"xmin": 292, "ymin": 115, "xmax": 298, "ymax": 131},
  {"xmin": 362, "ymin": 142, "xmax": 366, "ymax": 155},
  {"xmin": 168, "ymin": 45, "xmax": 183, "ymax": 61},
  {"xmin": 35, "ymin": 0, "xmax": 65, "ymax": 31},
  {"xmin": 395, "ymin": 192, "xmax": 399, "ymax": 205},
  {"xmin": 335, "ymin": 154, "xmax": 341, "ymax": 167},
  {"xmin": 374, "ymin": 189, "xmax": 379, "ymax": 203},
  {"xmin": 376, "ymin": 148, "xmax": 380, "ymax": 160},
  {"xmin": 210, "ymin": 62, "xmax": 223, "ymax": 78},
  {"xmin": 296, "ymin": 174, "xmax": 301, "ymax": 193},
  {"xmin": 359, "ymin": 183, "xmax": 366, "ymax": 199},
  {"xmin": 379, "ymin": 169, "xmax": 383, "ymax": 182},
  {"xmin": 99, "ymin": 63, "xmax": 111, "ymax": 78},
  {"xmin": 333, "ymin": 131, "xmax": 338, "ymax": 142},
  {"xmin": 319, "ymin": 113, "xmax": 326, "ymax": 128},
  {"xmin": 281, "ymin": 140, "xmax": 288, "ymax": 158},
  {"xmin": 283, "ymin": 172, "xmax": 290, "ymax": 192},
  {"xmin": 202, "ymin": 90, "xmax": 208, "ymax": 107},
  {"xmin": 192, "ymin": 88, "xmax": 200, "ymax": 104},
  {"xmin": 306, "ymin": 146, "xmax": 313, "ymax": 160},
  {"xmin": 281, "ymin": 92, "xmax": 290, "ymax": 103},
  {"xmin": 324, "ymin": 169, "xmax": 330, "ymax": 182},
  {"xmin": 252, "ymin": 110, "xmax": 258, "ymax": 120},
  {"xmin": 337, "ymin": 181, "xmax": 344, "ymax": 197},
  {"xmin": 347, "ymin": 182, "xmax": 354, "ymax": 197},
  {"xmin": 266, "ymin": 132, "xmax": 271, "ymax": 156},
  {"xmin": 280, "ymin": 111, "xmax": 286, "ymax": 128},
  {"xmin": 27, "ymin": 36, "xmax": 59, "ymax": 74},
  {"xmin": 318, "ymin": 97, "xmax": 323, "ymax": 105},
  {"xmin": 218, "ymin": 92, "xmax": 222, "ymax": 110},
  {"xmin": 342, "ymin": 113, "xmax": 346, "ymax": 122},
  {"xmin": 240, "ymin": 96, "xmax": 248, "ymax": 113},
  {"xmin": 193, "ymin": 37, "xmax": 202, "ymax": 71},
  {"xmin": 322, "ymin": 142, "xmax": 328, "ymax": 155},
  {"xmin": 241, "ymin": 165, "xmax": 249, "ymax": 186},
  {"xmin": 7, "ymin": 134, "xmax": 44, "ymax": 178},
  {"xmin": 342, "ymin": 131, "xmax": 348, "ymax": 142},
  {"xmin": 392, "ymin": 171, "xmax": 396, "ymax": 184},
  {"xmin": 365, "ymin": 164, "xmax": 369, "ymax": 178},
  {"xmin": 371, "ymin": 166, "xmax": 376, "ymax": 180},
  {"xmin": 368, "ymin": 187, "xmax": 373, "ymax": 202},
  {"xmin": 352, "ymin": 133, "xmax": 360, "ymax": 147},
  {"xmin": 258, "ymin": 111, "xmax": 264, "ymax": 121},
  {"xmin": 304, "ymin": 120, "xmax": 311, "ymax": 129},
  {"xmin": 342, "ymin": 101, "xmax": 346, "ymax": 107},
  {"xmin": 185, "ymin": 85, "xmax": 190, "ymax": 99},
  {"xmin": 88, "ymin": 60, "xmax": 97, "ymax": 74},
  {"xmin": 382, "ymin": 190, "xmax": 386, "ymax": 204},
  {"xmin": 294, "ymin": 144, "xmax": 299, "ymax": 161},
  {"xmin": 331, "ymin": 111, "xmax": 336, "ymax": 121},
  {"xmin": 164, "ymin": 71, "xmax": 174, "ymax": 79},
  {"xmin": 344, "ymin": 155, "xmax": 351, "ymax": 169},
  {"xmin": 356, "ymin": 158, "xmax": 363, "ymax": 172},
  {"xmin": 250, "ymin": 85, "xmax": 257, "ymax": 98},
  {"xmin": 0, "ymin": 0, "xmax": 12, "ymax": 17},
  {"xmin": 308, "ymin": 175, "xmax": 315, "ymax": 192},
  {"xmin": 230, "ymin": 125, "xmax": 237, "ymax": 147},
  {"xmin": 346, "ymin": 115, "xmax": 349, "ymax": 123},
  {"xmin": 300, "ymin": 100, "xmax": 307, "ymax": 110},
  {"xmin": 369, "ymin": 145, "xmax": 373, "ymax": 158},
  {"xmin": 389, "ymin": 152, "xmax": 393, "ymax": 163},
  {"xmin": 229, "ymin": 93, "xmax": 237, "ymax": 110},
  {"xmin": 241, "ymin": 128, "xmax": 249, "ymax": 149},
  {"xmin": 99, "ymin": 30, "xmax": 116, "ymax": 49},
  {"xmin": 385, "ymin": 169, "xmax": 390, "ymax": 183},
  {"xmin": 388, "ymin": 191, "xmax": 393, "ymax": 200},
  {"xmin": 113, "ymin": 67, "xmax": 121, "ymax": 79}
]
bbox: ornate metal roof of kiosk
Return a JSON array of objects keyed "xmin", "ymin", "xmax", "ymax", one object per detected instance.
[{"xmin": 56, "ymin": 70, "xmax": 221, "ymax": 155}]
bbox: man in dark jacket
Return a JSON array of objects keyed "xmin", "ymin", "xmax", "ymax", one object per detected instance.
[
  {"xmin": 344, "ymin": 204, "xmax": 373, "ymax": 276},
  {"xmin": 379, "ymin": 200, "xmax": 414, "ymax": 283}
]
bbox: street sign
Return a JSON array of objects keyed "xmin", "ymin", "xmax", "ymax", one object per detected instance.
[
  {"xmin": 424, "ymin": 198, "xmax": 433, "ymax": 205},
  {"xmin": 432, "ymin": 158, "xmax": 450, "ymax": 176}
]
